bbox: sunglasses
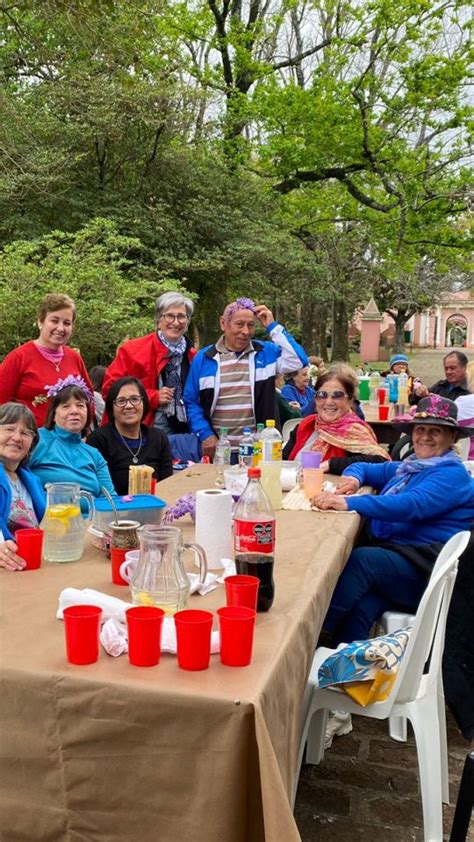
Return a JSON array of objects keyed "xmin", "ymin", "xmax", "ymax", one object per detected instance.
[{"xmin": 315, "ymin": 390, "xmax": 347, "ymax": 400}]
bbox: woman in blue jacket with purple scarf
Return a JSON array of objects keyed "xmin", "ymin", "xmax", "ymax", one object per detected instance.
[{"xmin": 312, "ymin": 395, "xmax": 474, "ymax": 646}]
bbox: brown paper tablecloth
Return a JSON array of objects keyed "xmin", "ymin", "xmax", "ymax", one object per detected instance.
[{"xmin": 1, "ymin": 466, "xmax": 362, "ymax": 842}]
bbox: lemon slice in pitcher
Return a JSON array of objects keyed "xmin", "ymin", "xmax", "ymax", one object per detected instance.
[
  {"xmin": 43, "ymin": 504, "xmax": 71, "ymax": 536},
  {"xmin": 43, "ymin": 515, "xmax": 68, "ymax": 536}
]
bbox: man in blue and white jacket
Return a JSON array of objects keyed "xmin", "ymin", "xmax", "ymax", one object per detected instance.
[{"xmin": 184, "ymin": 298, "xmax": 308, "ymax": 459}]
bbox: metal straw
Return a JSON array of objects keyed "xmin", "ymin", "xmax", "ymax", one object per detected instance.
[{"xmin": 101, "ymin": 487, "xmax": 119, "ymax": 525}]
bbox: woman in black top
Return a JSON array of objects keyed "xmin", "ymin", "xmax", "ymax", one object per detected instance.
[{"xmin": 87, "ymin": 377, "xmax": 173, "ymax": 494}]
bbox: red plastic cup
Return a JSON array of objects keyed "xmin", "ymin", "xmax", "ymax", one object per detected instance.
[
  {"xmin": 15, "ymin": 528, "xmax": 44, "ymax": 570},
  {"xmin": 377, "ymin": 387, "xmax": 386, "ymax": 406},
  {"xmin": 126, "ymin": 606, "xmax": 164, "ymax": 667},
  {"xmin": 150, "ymin": 478, "xmax": 157, "ymax": 495},
  {"xmin": 378, "ymin": 405, "xmax": 390, "ymax": 421},
  {"xmin": 111, "ymin": 547, "xmax": 129, "ymax": 585},
  {"xmin": 63, "ymin": 605, "xmax": 102, "ymax": 665},
  {"xmin": 174, "ymin": 609, "xmax": 214, "ymax": 671},
  {"xmin": 217, "ymin": 606, "xmax": 256, "ymax": 667},
  {"xmin": 225, "ymin": 575, "xmax": 260, "ymax": 611}
]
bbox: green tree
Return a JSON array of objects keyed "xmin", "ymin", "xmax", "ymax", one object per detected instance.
[{"xmin": 0, "ymin": 218, "xmax": 190, "ymax": 365}]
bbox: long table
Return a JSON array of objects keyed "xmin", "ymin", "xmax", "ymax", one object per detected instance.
[
  {"xmin": 1, "ymin": 466, "xmax": 362, "ymax": 842},
  {"xmin": 362, "ymin": 404, "xmax": 402, "ymax": 446}
]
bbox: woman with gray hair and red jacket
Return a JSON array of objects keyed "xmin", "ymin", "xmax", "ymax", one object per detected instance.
[{"xmin": 102, "ymin": 292, "xmax": 196, "ymax": 432}]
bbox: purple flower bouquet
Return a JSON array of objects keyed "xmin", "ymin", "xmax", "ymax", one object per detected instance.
[{"xmin": 163, "ymin": 493, "xmax": 196, "ymax": 524}]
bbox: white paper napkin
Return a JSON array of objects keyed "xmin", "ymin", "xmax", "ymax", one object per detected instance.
[
  {"xmin": 100, "ymin": 617, "xmax": 128, "ymax": 656},
  {"xmin": 216, "ymin": 557, "xmax": 236, "ymax": 583},
  {"xmin": 57, "ymin": 588, "xmax": 133, "ymax": 623},
  {"xmin": 99, "ymin": 616, "xmax": 220, "ymax": 657}
]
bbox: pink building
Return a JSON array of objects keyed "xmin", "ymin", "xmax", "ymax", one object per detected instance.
[
  {"xmin": 353, "ymin": 291, "xmax": 474, "ymax": 358},
  {"xmin": 411, "ymin": 291, "xmax": 473, "ymax": 349}
]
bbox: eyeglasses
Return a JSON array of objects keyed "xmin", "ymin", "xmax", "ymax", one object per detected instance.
[
  {"xmin": 161, "ymin": 313, "xmax": 188, "ymax": 324},
  {"xmin": 113, "ymin": 396, "xmax": 143, "ymax": 408},
  {"xmin": 0, "ymin": 424, "xmax": 36, "ymax": 440},
  {"xmin": 315, "ymin": 390, "xmax": 348, "ymax": 400}
]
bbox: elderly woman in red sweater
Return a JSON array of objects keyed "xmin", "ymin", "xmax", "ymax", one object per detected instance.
[{"xmin": 283, "ymin": 367, "xmax": 389, "ymax": 473}]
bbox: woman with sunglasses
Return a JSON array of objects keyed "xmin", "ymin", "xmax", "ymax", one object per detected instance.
[
  {"xmin": 102, "ymin": 292, "xmax": 196, "ymax": 431},
  {"xmin": 283, "ymin": 368, "xmax": 389, "ymax": 473},
  {"xmin": 0, "ymin": 403, "xmax": 46, "ymax": 569},
  {"xmin": 87, "ymin": 377, "xmax": 173, "ymax": 495}
]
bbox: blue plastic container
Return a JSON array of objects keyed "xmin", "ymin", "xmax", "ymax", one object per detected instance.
[{"xmin": 93, "ymin": 494, "xmax": 167, "ymax": 532}]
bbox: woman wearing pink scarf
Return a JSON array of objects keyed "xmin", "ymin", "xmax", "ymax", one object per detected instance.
[{"xmin": 283, "ymin": 367, "xmax": 389, "ymax": 474}]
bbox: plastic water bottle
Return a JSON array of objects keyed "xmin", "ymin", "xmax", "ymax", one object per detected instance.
[
  {"xmin": 238, "ymin": 427, "xmax": 254, "ymax": 468},
  {"xmin": 388, "ymin": 374, "xmax": 399, "ymax": 403},
  {"xmin": 369, "ymin": 370, "xmax": 380, "ymax": 408},
  {"xmin": 397, "ymin": 372, "xmax": 409, "ymax": 410},
  {"xmin": 260, "ymin": 419, "xmax": 282, "ymax": 462},
  {"xmin": 252, "ymin": 423, "xmax": 265, "ymax": 465},
  {"xmin": 259, "ymin": 421, "xmax": 283, "ymax": 508},
  {"xmin": 214, "ymin": 427, "xmax": 231, "ymax": 485},
  {"xmin": 234, "ymin": 467, "xmax": 275, "ymax": 612}
]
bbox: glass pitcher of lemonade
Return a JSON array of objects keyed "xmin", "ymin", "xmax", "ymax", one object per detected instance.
[
  {"xmin": 121, "ymin": 525, "xmax": 208, "ymax": 615},
  {"xmin": 41, "ymin": 483, "xmax": 95, "ymax": 563}
]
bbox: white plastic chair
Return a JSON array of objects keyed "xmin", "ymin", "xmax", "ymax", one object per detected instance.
[
  {"xmin": 379, "ymin": 531, "xmax": 471, "ymax": 748},
  {"xmin": 295, "ymin": 530, "xmax": 470, "ymax": 842},
  {"xmin": 456, "ymin": 436, "xmax": 470, "ymax": 461},
  {"xmin": 281, "ymin": 417, "xmax": 302, "ymax": 447}
]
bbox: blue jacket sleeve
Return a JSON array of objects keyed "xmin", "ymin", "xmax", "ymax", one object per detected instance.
[
  {"xmin": 91, "ymin": 448, "xmax": 117, "ymax": 495},
  {"xmin": 346, "ymin": 465, "xmax": 473, "ymax": 522},
  {"xmin": 280, "ymin": 385, "xmax": 298, "ymax": 403},
  {"xmin": 342, "ymin": 461, "xmax": 399, "ymax": 490},
  {"xmin": 183, "ymin": 353, "xmax": 216, "ymax": 441}
]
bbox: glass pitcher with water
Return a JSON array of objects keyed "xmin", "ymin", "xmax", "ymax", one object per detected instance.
[
  {"xmin": 120, "ymin": 525, "xmax": 208, "ymax": 615},
  {"xmin": 41, "ymin": 483, "xmax": 95, "ymax": 563}
]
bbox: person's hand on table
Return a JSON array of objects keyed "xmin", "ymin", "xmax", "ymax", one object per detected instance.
[
  {"xmin": 311, "ymin": 492, "xmax": 348, "ymax": 511},
  {"xmin": 201, "ymin": 434, "xmax": 218, "ymax": 460},
  {"xmin": 0, "ymin": 540, "xmax": 26, "ymax": 571},
  {"xmin": 158, "ymin": 386, "xmax": 175, "ymax": 406},
  {"xmin": 254, "ymin": 304, "xmax": 274, "ymax": 329},
  {"xmin": 336, "ymin": 476, "xmax": 360, "ymax": 496}
]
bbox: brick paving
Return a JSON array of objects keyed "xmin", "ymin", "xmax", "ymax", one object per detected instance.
[{"xmin": 294, "ymin": 709, "xmax": 473, "ymax": 841}]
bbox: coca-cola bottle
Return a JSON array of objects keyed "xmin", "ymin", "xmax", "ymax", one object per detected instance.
[{"xmin": 233, "ymin": 467, "xmax": 275, "ymax": 612}]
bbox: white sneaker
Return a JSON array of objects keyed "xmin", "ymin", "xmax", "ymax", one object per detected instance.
[{"xmin": 325, "ymin": 710, "xmax": 353, "ymax": 749}]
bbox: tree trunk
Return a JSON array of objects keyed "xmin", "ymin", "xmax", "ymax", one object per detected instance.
[
  {"xmin": 300, "ymin": 298, "xmax": 317, "ymax": 352},
  {"xmin": 331, "ymin": 299, "xmax": 350, "ymax": 361},
  {"xmin": 314, "ymin": 304, "xmax": 329, "ymax": 361},
  {"xmin": 194, "ymin": 283, "xmax": 229, "ymax": 346},
  {"xmin": 393, "ymin": 312, "xmax": 408, "ymax": 352}
]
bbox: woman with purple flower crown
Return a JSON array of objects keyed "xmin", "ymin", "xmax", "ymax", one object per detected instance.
[
  {"xmin": 0, "ymin": 293, "xmax": 93, "ymax": 427},
  {"xmin": 28, "ymin": 376, "xmax": 116, "ymax": 498}
]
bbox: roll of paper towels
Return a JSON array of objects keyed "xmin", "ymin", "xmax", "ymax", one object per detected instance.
[{"xmin": 195, "ymin": 488, "xmax": 233, "ymax": 570}]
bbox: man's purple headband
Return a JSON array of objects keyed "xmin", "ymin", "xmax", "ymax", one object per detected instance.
[{"xmin": 223, "ymin": 297, "xmax": 256, "ymax": 322}]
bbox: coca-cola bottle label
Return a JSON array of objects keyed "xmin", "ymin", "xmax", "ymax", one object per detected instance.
[{"xmin": 234, "ymin": 520, "xmax": 275, "ymax": 554}]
